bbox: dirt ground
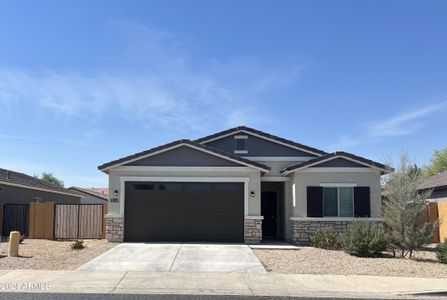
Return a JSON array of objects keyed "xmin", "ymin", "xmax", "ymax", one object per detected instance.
[
  {"xmin": 254, "ymin": 246, "xmax": 447, "ymax": 278},
  {"xmin": 0, "ymin": 239, "xmax": 116, "ymax": 270}
]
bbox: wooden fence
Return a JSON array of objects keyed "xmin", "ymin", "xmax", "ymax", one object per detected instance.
[
  {"xmin": 54, "ymin": 204, "xmax": 104, "ymax": 239},
  {"xmin": 29, "ymin": 202, "xmax": 55, "ymax": 239}
]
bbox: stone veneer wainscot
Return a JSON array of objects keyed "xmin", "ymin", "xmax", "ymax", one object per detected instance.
[
  {"xmin": 244, "ymin": 217, "xmax": 262, "ymax": 244},
  {"xmin": 106, "ymin": 216, "xmax": 124, "ymax": 242},
  {"xmin": 290, "ymin": 217, "xmax": 383, "ymax": 244}
]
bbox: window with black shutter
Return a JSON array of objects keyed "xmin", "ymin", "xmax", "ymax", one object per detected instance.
[
  {"xmin": 307, "ymin": 186, "xmax": 323, "ymax": 217},
  {"xmin": 354, "ymin": 186, "xmax": 371, "ymax": 217}
]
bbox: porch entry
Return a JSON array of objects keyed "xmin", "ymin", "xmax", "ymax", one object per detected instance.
[{"xmin": 261, "ymin": 182, "xmax": 284, "ymax": 240}]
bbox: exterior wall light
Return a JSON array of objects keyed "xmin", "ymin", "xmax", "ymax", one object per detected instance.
[
  {"xmin": 250, "ymin": 191, "xmax": 255, "ymax": 197},
  {"xmin": 114, "ymin": 190, "xmax": 119, "ymax": 197}
]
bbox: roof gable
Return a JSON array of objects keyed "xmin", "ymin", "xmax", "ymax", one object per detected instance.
[
  {"xmin": 195, "ymin": 126, "xmax": 326, "ymax": 157},
  {"xmin": 98, "ymin": 140, "xmax": 270, "ymax": 172},
  {"xmin": 281, "ymin": 151, "xmax": 391, "ymax": 175},
  {"xmin": 125, "ymin": 145, "xmax": 242, "ymax": 167}
]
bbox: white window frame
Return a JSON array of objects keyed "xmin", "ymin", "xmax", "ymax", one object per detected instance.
[{"xmin": 322, "ymin": 186, "xmax": 354, "ymax": 218}]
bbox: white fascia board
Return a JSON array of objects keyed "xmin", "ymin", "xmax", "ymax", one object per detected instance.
[
  {"xmin": 102, "ymin": 142, "xmax": 269, "ymax": 173},
  {"xmin": 198, "ymin": 130, "xmax": 324, "ymax": 157},
  {"xmin": 282, "ymin": 155, "xmax": 386, "ymax": 175},
  {"xmin": 0, "ymin": 181, "xmax": 84, "ymax": 198},
  {"xmin": 261, "ymin": 176, "xmax": 291, "ymax": 182}
]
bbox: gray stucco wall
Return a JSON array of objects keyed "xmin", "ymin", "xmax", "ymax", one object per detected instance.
[
  {"xmin": 0, "ymin": 184, "xmax": 81, "ymax": 204},
  {"xmin": 289, "ymin": 170, "xmax": 382, "ymax": 219},
  {"xmin": 204, "ymin": 133, "xmax": 318, "ymax": 157},
  {"xmin": 125, "ymin": 146, "xmax": 241, "ymax": 167}
]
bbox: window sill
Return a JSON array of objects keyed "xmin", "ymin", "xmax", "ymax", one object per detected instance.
[{"xmin": 234, "ymin": 150, "xmax": 248, "ymax": 154}]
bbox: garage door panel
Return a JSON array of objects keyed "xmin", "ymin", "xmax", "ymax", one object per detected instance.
[{"xmin": 124, "ymin": 182, "xmax": 244, "ymax": 242}]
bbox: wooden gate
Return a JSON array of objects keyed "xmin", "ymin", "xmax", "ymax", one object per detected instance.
[
  {"xmin": 54, "ymin": 204, "xmax": 103, "ymax": 239},
  {"xmin": 3, "ymin": 204, "xmax": 29, "ymax": 236}
]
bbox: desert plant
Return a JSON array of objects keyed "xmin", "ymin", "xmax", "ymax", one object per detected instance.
[
  {"xmin": 342, "ymin": 220, "xmax": 388, "ymax": 257},
  {"xmin": 383, "ymin": 153, "xmax": 438, "ymax": 258},
  {"xmin": 312, "ymin": 228, "xmax": 342, "ymax": 250},
  {"xmin": 437, "ymin": 239, "xmax": 447, "ymax": 264},
  {"xmin": 71, "ymin": 240, "xmax": 85, "ymax": 250}
]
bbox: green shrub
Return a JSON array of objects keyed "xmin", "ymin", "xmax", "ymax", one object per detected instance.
[
  {"xmin": 312, "ymin": 228, "xmax": 342, "ymax": 250},
  {"xmin": 342, "ymin": 221, "xmax": 388, "ymax": 257},
  {"xmin": 437, "ymin": 239, "xmax": 447, "ymax": 264},
  {"xmin": 71, "ymin": 240, "xmax": 85, "ymax": 250}
]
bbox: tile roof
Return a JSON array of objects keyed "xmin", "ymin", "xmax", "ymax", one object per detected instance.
[
  {"xmin": 69, "ymin": 187, "xmax": 108, "ymax": 200},
  {"xmin": 194, "ymin": 126, "xmax": 327, "ymax": 156},
  {"xmin": 98, "ymin": 139, "xmax": 270, "ymax": 172},
  {"xmin": 281, "ymin": 151, "xmax": 392, "ymax": 174},
  {"xmin": 418, "ymin": 172, "xmax": 447, "ymax": 190},
  {"xmin": 0, "ymin": 167, "xmax": 81, "ymax": 197}
]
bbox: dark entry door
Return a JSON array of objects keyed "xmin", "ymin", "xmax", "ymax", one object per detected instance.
[
  {"xmin": 124, "ymin": 182, "xmax": 244, "ymax": 242},
  {"xmin": 261, "ymin": 191, "xmax": 277, "ymax": 239}
]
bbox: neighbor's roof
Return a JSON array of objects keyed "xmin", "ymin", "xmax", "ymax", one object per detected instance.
[
  {"xmin": 195, "ymin": 126, "xmax": 327, "ymax": 156},
  {"xmin": 0, "ymin": 168, "xmax": 82, "ymax": 197},
  {"xmin": 69, "ymin": 187, "xmax": 108, "ymax": 201},
  {"xmin": 98, "ymin": 139, "xmax": 270, "ymax": 172},
  {"xmin": 418, "ymin": 172, "xmax": 447, "ymax": 190},
  {"xmin": 281, "ymin": 151, "xmax": 392, "ymax": 174}
]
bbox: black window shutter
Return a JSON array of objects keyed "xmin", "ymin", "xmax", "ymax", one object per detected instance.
[
  {"xmin": 354, "ymin": 187, "xmax": 371, "ymax": 217},
  {"xmin": 307, "ymin": 186, "xmax": 323, "ymax": 217}
]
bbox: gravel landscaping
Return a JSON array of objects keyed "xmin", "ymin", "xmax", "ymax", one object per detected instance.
[
  {"xmin": 254, "ymin": 246, "xmax": 447, "ymax": 278},
  {"xmin": 0, "ymin": 239, "xmax": 116, "ymax": 270}
]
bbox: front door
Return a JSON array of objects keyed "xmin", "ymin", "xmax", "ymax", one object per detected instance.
[{"xmin": 261, "ymin": 191, "xmax": 277, "ymax": 239}]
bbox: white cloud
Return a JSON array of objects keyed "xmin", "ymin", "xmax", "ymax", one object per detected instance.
[
  {"xmin": 368, "ymin": 100, "xmax": 447, "ymax": 137},
  {"xmin": 0, "ymin": 24, "xmax": 301, "ymax": 135},
  {"xmin": 330, "ymin": 99, "xmax": 447, "ymax": 151}
]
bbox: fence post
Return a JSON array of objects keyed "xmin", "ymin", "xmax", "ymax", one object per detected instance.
[{"xmin": 29, "ymin": 202, "xmax": 36, "ymax": 239}]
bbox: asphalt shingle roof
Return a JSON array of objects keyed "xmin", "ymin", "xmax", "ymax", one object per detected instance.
[
  {"xmin": 0, "ymin": 168, "xmax": 81, "ymax": 197},
  {"xmin": 418, "ymin": 172, "xmax": 447, "ymax": 190}
]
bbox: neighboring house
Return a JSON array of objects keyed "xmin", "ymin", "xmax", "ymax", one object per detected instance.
[
  {"xmin": 418, "ymin": 171, "xmax": 447, "ymax": 201},
  {"xmin": 98, "ymin": 126, "xmax": 390, "ymax": 244},
  {"xmin": 68, "ymin": 187, "xmax": 108, "ymax": 204},
  {"xmin": 0, "ymin": 168, "xmax": 82, "ymax": 204}
]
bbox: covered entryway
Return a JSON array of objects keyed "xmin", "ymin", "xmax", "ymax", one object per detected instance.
[{"xmin": 124, "ymin": 181, "xmax": 244, "ymax": 242}]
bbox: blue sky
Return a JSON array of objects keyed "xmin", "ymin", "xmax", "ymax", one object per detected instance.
[{"xmin": 0, "ymin": 0, "xmax": 446, "ymax": 187}]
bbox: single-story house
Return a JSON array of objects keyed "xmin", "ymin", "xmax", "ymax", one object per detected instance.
[
  {"xmin": 69, "ymin": 187, "xmax": 108, "ymax": 204},
  {"xmin": 418, "ymin": 171, "xmax": 447, "ymax": 202},
  {"xmin": 98, "ymin": 126, "xmax": 391, "ymax": 244},
  {"xmin": 418, "ymin": 172, "xmax": 447, "ymax": 242},
  {"xmin": 0, "ymin": 167, "xmax": 82, "ymax": 204}
]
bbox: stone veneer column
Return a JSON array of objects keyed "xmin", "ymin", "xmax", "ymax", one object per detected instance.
[
  {"xmin": 244, "ymin": 218, "xmax": 262, "ymax": 244},
  {"xmin": 105, "ymin": 216, "xmax": 124, "ymax": 242},
  {"xmin": 290, "ymin": 219, "xmax": 383, "ymax": 244}
]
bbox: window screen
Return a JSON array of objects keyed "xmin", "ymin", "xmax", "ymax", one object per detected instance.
[
  {"xmin": 323, "ymin": 187, "xmax": 338, "ymax": 217},
  {"xmin": 339, "ymin": 187, "xmax": 354, "ymax": 217}
]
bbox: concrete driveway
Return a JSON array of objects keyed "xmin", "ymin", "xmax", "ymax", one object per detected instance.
[{"xmin": 78, "ymin": 243, "xmax": 266, "ymax": 273}]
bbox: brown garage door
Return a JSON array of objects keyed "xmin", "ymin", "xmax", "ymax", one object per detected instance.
[{"xmin": 124, "ymin": 181, "xmax": 244, "ymax": 242}]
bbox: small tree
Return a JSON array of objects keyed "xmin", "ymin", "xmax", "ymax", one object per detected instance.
[
  {"xmin": 383, "ymin": 153, "xmax": 438, "ymax": 258},
  {"xmin": 35, "ymin": 172, "xmax": 64, "ymax": 187},
  {"xmin": 425, "ymin": 147, "xmax": 447, "ymax": 176}
]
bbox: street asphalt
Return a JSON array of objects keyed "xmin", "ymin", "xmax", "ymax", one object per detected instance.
[{"xmin": 0, "ymin": 293, "xmax": 423, "ymax": 300}]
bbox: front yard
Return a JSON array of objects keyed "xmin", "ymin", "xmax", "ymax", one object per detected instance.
[
  {"xmin": 254, "ymin": 245, "xmax": 447, "ymax": 278},
  {"xmin": 0, "ymin": 239, "xmax": 116, "ymax": 270}
]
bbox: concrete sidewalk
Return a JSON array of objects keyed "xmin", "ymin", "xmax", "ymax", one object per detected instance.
[{"xmin": 0, "ymin": 270, "xmax": 446, "ymax": 298}]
